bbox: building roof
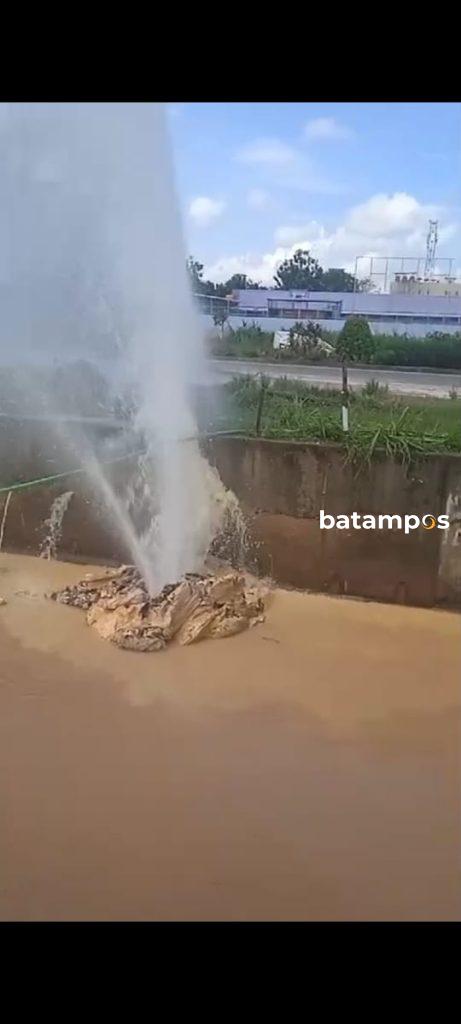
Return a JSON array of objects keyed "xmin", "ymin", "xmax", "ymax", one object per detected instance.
[{"xmin": 233, "ymin": 289, "xmax": 461, "ymax": 315}]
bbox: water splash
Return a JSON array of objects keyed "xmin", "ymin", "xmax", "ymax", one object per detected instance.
[
  {"xmin": 121, "ymin": 447, "xmax": 246, "ymax": 590},
  {"xmin": 0, "ymin": 102, "xmax": 229, "ymax": 591},
  {"xmin": 111, "ymin": 105, "xmax": 223, "ymax": 588},
  {"xmin": 209, "ymin": 487, "xmax": 251, "ymax": 568},
  {"xmin": 40, "ymin": 491, "xmax": 74, "ymax": 560}
]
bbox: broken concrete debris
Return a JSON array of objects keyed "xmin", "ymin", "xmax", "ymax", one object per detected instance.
[{"xmin": 50, "ymin": 565, "xmax": 265, "ymax": 652}]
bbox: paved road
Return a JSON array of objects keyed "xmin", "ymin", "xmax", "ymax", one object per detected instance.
[{"xmin": 209, "ymin": 359, "xmax": 461, "ymax": 398}]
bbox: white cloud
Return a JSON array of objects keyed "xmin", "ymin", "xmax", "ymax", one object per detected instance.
[
  {"xmin": 204, "ymin": 192, "xmax": 459, "ymax": 286},
  {"xmin": 205, "ymin": 249, "xmax": 291, "ymax": 287},
  {"xmin": 247, "ymin": 188, "xmax": 271, "ymax": 210},
  {"xmin": 188, "ymin": 195, "xmax": 226, "ymax": 227},
  {"xmin": 237, "ymin": 138, "xmax": 295, "ymax": 165},
  {"xmin": 305, "ymin": 117, "xmax": 353, "ymax": 141},
  {"xmin": 345, "ymin": 192, "xmax": 429, "ymax": 236},
  {"xmin": 236, "ymin": 133, "xmax": 345, "ymax": 194},
  {"xmin": 275, "ymin": 221, "xmax": 323, "ymax": 246}
]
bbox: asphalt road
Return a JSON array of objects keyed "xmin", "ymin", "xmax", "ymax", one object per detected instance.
[{"xmin": 209, "ymin": 359, "xmax": 461, "ymax": 399}]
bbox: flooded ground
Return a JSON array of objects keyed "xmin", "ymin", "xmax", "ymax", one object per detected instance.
[{"xmin": 1, "ymin": 552, "xmax": 460, "ymax": 921}]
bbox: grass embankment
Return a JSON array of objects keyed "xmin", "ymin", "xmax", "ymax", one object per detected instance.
[{"xmin": 225, "ymin": 375, "xmax": 461, "ymax": 464}]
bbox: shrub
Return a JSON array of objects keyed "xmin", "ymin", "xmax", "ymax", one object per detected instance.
[
  {"xmin": 336, "ymin": 317, "xmax": 376, "ymax": 363},
  {"xmin": 208, "ymin": 324, "xmax": 274, "ymax": 358},
  {"xmin": 213, "ymin": 310, "xmax": 229, "ymax": 334},
  {"xmin": 361, "ymin": 379, "xmax": 389, "ymax": 401},
  {"xmin": 371, "ymin": 331, "xmax": 461, "ymax": 369},
  {"xmin": 287, "ymin": 320, "xmax": 324, "ymax": 356}
]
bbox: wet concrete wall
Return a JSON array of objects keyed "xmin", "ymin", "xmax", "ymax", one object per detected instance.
[
  {"xmin": 202, "ymin": 437, "xmax": 461, "ymax": 608},
  {"xmin": 0, "ymin": 415, "xmax": 134, "ymax": 565},
  {"xmin": 1, "ymin": 420, "xmax": 461, "ymax": 608}
]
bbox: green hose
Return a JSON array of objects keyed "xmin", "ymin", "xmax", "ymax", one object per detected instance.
[
  {"xmin": 0, "ymin": 429, "xmax": 243, "ymax": 496},
  {"xmin": 0, "ymin": 449, "xmax": 146, "ymax": 495}
]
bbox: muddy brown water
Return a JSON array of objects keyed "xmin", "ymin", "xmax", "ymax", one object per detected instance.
[{"xmin": 1, "ymin": 553, "xmax": 460, "ymax": 921}]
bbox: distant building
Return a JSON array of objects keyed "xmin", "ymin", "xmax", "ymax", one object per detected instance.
[
  {"xmin": 260, "ymin": 295, "xmax": 342, "ymax": 321},
  {"xmin": 391, "ymin": 275, "xmax": 461, "ymax": 297},
  {"xmin": 201, "ymin": 287, "xmax": 461, "ymax": 336}
]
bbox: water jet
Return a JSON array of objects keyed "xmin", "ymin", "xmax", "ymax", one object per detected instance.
[{"xmin": 0, "ymin": 102, "xmax": 233, "ymax": 592}]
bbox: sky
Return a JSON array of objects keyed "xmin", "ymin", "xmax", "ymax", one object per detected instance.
[{"xmin": 167, "ymin": 102, "xmax": 461, "ymax": 288}]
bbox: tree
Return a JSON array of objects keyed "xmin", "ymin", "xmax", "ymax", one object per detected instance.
[
  {"xmin": 320, "ymin": 268, "xmax": 358, "ymax": 292},
  {"xmin": 186, "ymin": 256, "xmax": 216, "ymax": 296},
  {"xmin": 356, "ymin": 277, "xmax": 377, "ymax": 293},
  {"xmin": 336, "ymin": 317, "xmax": 376, "ymax": 363},
  {"xmin": 213, "ymin": 310, "xmax": 229, "ymax": 335},
  {"xmin": 189, "ymin": 249, "xmax": 375, "ymax": 298},
  {"xmin": 274, "ymin": 249, "xmax": 324, "ymax": 290},
  {"xmin": 228, "ymin": 274, "xmax": 249, "ymax": 291},
  {"xmin": 287, "ymin": 321, "xmax": 326, "ymax": 358},
  {"xmin": 273, "ymin": 251, "xmax": 370, "ymax": 293},
  {"xmin": 214, "ymin": 273, "xmax": 261, "ymax": 297},
  {"xmin": 186, "ymin": 256, "xmax": 205, "ymax": 292}
]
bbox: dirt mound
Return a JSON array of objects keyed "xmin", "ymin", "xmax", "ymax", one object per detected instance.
[{"xmin": 50, "ymin": 566, "xmax": 265, "ymax": 652}]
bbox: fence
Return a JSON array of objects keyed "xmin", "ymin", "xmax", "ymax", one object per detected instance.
[
  {"xmin": 194, "ymin": 293, "xmax": 341, "ymax": 322},
  {"xmin": 249, "ymin": 374, "xmax": 350, "ymax": 436},
  {"xmin": 194, "ymin": 292, "xmax": 461, "ymax": 334}
]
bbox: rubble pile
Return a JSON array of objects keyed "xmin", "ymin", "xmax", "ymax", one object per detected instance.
[{"xmin": 50, "ymin": 565, "xmax": 265, "ymax": 652}]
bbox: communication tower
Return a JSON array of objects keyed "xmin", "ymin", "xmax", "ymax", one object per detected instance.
[{"xmin": 424, "ymin": 219, "xmax": 438, "ymax": 277}]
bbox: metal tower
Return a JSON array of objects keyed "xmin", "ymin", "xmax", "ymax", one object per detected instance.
[{"xmin": 424, "ymin": 219, "xmax": 438, "ymax": 277}]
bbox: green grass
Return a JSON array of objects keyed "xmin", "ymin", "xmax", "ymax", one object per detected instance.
[
  {"xmin": 208, "ymin": 325, "xmax": 274, "ymax": 359},
  {"xmin": 371, "ymin": 332, "xmax": 461, "ymax": 370},
  {"xmin": 208, "ymin": 325, "xmax": 461, "ymax": 370},
  {"xmin": 224, "ymin": 375, "xmax": 461, "ymax": 464}
]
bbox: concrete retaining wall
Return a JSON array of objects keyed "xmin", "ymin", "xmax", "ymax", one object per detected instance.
[
  {"xmin": 202, "ymin": 437, "xmax": 461, "ymax": 608},
  {"xmin": 1, "ymin": 419, "xmax": 461, "ymax": 608}
]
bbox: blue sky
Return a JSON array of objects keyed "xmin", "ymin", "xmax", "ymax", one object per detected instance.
[{"xmin": 167, "ymin": 102, "xmax": 461, "ymax": 286}]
